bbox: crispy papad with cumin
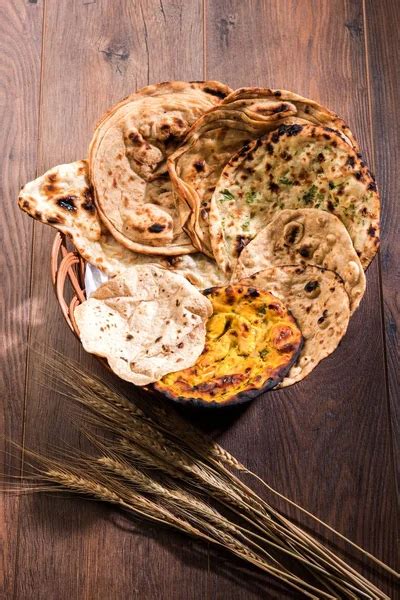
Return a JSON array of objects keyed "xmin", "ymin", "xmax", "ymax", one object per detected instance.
[
  {"xmin": 154, "ymin": 285, "xmax": 302, "ymax": 406},
  {"xmin": 74, "ymin": 265, "xmax": 213, "ymax": 386},
  {"xmin": 234, "ymin": 208, "xmax": 366, "ymax": 313},
  {"xmin": 89, "ymin": 80, "xmax": 232, "ymax": 256},
  {"xmin": 168, "ymin": 87, "xmax": 359, "ymax": 256},
  {"xmin": 209, "ymin": 123, "xmax": 379, "ymax": 273},
  {"xmin": 239, "ymin": 266, "xmax": 350, "ymax": 387},
  {"xmin": 18, "ymin": 160, "xmax": 227, "ymax": 287}
]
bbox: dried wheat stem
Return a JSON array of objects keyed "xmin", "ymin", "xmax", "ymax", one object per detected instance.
[
  {"xmin": 98, "ymin": 456, "xmax": 290, "ymax": 576},
  {"xmin": 41, "ymin": 350, "xmax": 246, "ymax": 472},
  {"xmin": 116, "ymin": 434, "xmax": 279, "ymax": 544},
  {"xmin": 131, "ymin": 440, "xmax": 383, "ymax": 599},
  {"xmin": 74, "ymin": 400, "xmax": 386, "ymax": 599},
  {"xmin": 42, "ymin": 466, "xmax": 328, "ymax": 599},
  {"xmin": 110, "ymin": 441, "xmax": 357, "ymax": 588},
  {"xmin": 201, "ymin": 462, "xmax": 389, "ymax": 598},
  {"xmin": 49, "ymin": 357, "xmax": 394, "ymax": 591},
  {"xmin": 33, "ymin": 352, "xmax": 392, "ymax": 598},
  {"xmin": 240, "ymin": 469, "xmax": 399, "ymax": 581}
]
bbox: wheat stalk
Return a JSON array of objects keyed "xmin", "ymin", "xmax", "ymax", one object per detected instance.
[
  {"xmin": 39, "ymin": 350, "xmax": 244, "ymax": 472},
  {"xmin": 39, "ymin": 353, "xmax": 397, "ymax": 584},
  {"xmin": 19, "ymin": 349, "xmax": 397, "ymax": 598},
  {"xmin": 99, "ymin": 453, "xmax": 378, "ymax": 599},
  {"xmin": 20, "ymin": 458, "xmax": 331, "ymax": 599},
  {"xmin": 113, "ymin": 436, "xmax": 387, "ymax": 600}
]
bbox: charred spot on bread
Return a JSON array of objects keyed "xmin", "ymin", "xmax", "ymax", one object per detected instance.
[
  {"xmin": 57, "ymin": 196, "xmax": 77, "ymax": 211},
  {"xmin": 148, "ymin": 223, "xmax": 166, "ymax": 233}
]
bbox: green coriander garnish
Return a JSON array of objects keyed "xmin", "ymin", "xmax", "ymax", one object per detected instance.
[
  {"xmin": 302, "ymin": 185, "xmax": 317, "ymax": 205},
  {"xmin": 245, "ymin": 190, "xmax": 258, "ymax": 204},
  {"xmin": 279, "ymin": 176, "xmax": 293, "ymax": 185},
  {"xmin": 242, "ymin": 217, "xmax": 250, "ymax": 231},
  {"xmin": 220, "ymin": 189, "xmax": 235, "ymax": 202},
  {"xmin": 259, "ymin": 348, "xmax": 269, "ymax": 359}
]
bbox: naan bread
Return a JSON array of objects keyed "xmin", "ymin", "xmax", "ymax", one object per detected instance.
[
  {"xmin": 209, "ymin": 124, "xmax": 379, "ymax": 273},
  {"xmin": 169, "ymin": 87, "xmax": 359, "ymax": 256},
  {"xmin": 225, "ymin": 88, "xmax": 359, "ymax": 149},
  {"xmin": 234, "ymin": 209, "xmax": 366, "ymax": 313},
  {"xmin": 239, "ymin": 266, "xmax": 350, "ymax": 387},
  {"xmin": 166, "ymin": 253, "xmax": 227, "ymax": 290},
  {"xmin": 18, "ymin": 160, "xmax": 227, "ymax": 287},
  {"xmin": 74, "ymin": 265, "xmax": 213, "ymax": 385},
  {"xmin": 18, "ymin": 160, "xmax": 143, "ymax": 274},
  {"xmin": 168, "ymin": 92, "xmax": 297, "ymax": 255},
  {"xmin": 89, "ymin": 81, "xmax": 232, "ymax": 256}
]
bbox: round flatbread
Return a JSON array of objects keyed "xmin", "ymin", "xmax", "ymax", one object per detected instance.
[
  {"xmin": 18, "ymin": 160, "xmax": 227, "ymax": 287},
  {"xmin": 209, "ymin": 123, "xmax": 379, "ymax": 273},
  {"xmin": 74, "ymin": 265, "xmax": 213, "ymax": 386},
  {"xmin": 168, "ymin": 92, "xmax": 297, "ymax": 255},
  {"xmin": 224, "ymin": 87, "xmax": 359, "ymax": 149},
  {"xmin": 234, "ymin": 208, "xmax": 366, "ymax": 313},
  {"xmin": 155, "ymin": 284, "xmax": 302, "ymax": 405},
  {"xmin": 89, "ymin": 80, "xmax": 232, "ymax": 256},
  {"xmin": 239, "ymin": 266, "xmax": 350, "ymax": 387},
  {"xmin": 169, "ymin": 87, "xmax": 359, "ymax": 256}
]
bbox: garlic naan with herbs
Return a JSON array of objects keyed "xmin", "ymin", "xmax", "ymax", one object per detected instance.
[
  {"xmin": 209, "ymin": 123, "xmax": 379, "ymax": 273},
  {"xmin": 169, "ymin": 88, "xmax": 359, "ymax": 256}
]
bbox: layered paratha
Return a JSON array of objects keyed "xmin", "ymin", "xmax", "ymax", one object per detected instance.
[
  {"xmin": 74, "ymin": 265, "xmax": 213, "ymax": 386},
  {"xmin": 234, "ymin": 208, "xmax": 366, "ymax": 313},
  {"xmin": 209, "ymin": 124, "xmax": 379, "ymax": 273},
  {"xmin": 89, "ymin": 81, "xmax": 232, "ymax": 256},
  {"xmin": 224, "ymin": 88, "xmax": 359, "ymax": 150},
  {"xmin": 168, "ymin": 88, "xmax": 359, "ymax": 256},
  {"xmin": 18, "ymin": 160, "xmax": 227, "ymax": 287},
  {"xmin": 239, "ymin": 266, "xmax": 350, "ymax": 387}
]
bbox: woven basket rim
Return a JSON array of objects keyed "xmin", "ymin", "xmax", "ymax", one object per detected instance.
[{"xmin": 51, "ymin": 232, "xmax": 87, "ymax": 336}]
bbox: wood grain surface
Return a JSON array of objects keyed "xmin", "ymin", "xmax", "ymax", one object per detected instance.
[{"xmin": 1, "ymin": 1, "xmax": 398, "ymax": 599}]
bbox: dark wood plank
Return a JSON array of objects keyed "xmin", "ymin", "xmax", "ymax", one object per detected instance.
[
  {"xmin": 364, "ymin": 0, "xmax": 400, "ymax": 496},
  {"xmin": 205, "ymin": 0, "xmax": 398, "ymax": 597},
  {"xmin": 14, "ymin": 2, "xmax": 208, "ymax": 600},
  {"xmin": 0, "ymin": 1, "xmax": 43, "ymax": 597}
]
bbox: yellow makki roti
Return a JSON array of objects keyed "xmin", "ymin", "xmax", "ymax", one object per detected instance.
[{"xmin": 154, "ymin": 285, "xmax": 303, "ymax": 406}]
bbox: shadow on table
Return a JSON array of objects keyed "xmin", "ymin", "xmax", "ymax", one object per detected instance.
[
  {"xmin": 116, "ymin": 377, "xmax": 254, "ymax": 438},
  {"xmin": 20, "ymin": 492, "xmax": 299, "ymax": 598}
]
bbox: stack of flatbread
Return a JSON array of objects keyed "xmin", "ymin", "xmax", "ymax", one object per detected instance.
[{"xmin": 18, "ymin": 81, "xmax": 380, "ymax": 401}]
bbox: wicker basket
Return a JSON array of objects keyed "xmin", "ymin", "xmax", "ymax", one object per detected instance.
[{"xmin": 51, "ymin": 232, "xmax": 86, "ymax": 337}]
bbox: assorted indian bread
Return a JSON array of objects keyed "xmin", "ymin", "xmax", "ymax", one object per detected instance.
[
  {"xmin": 74, "ymin": 265, "xmax": 213, "ymax": 386},
  {"xmin": 18, "ymin": 81, "xmax": 380, "ymax": 406}
]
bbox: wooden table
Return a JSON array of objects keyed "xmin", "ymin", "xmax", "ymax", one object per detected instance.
[{"xmin": 1, "ymin": 1, "xmax": 399, "ymax": 598}]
